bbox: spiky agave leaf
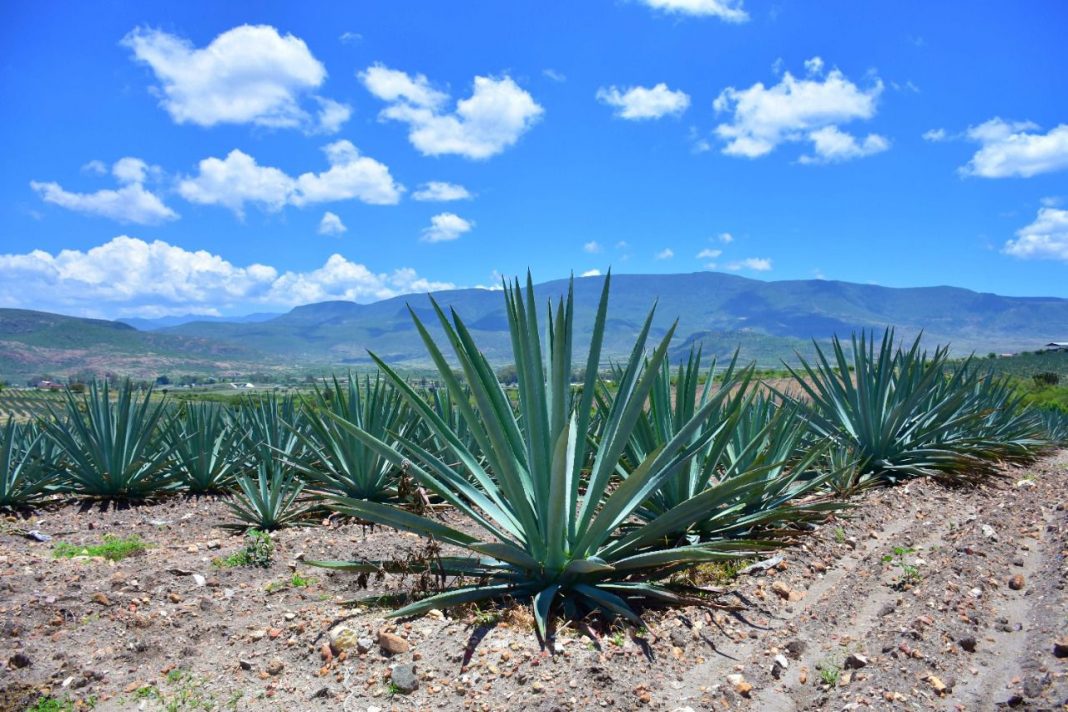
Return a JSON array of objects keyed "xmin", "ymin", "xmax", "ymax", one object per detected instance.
[
  {"xmin": 44, "ymin": 381, "xmax": 177, "ymax": 499},
  {"xmin": 290, "ymin": 374, "xmax": 414, "ymax": 501},
  {"xmin": 309, "ymin": 273, "xmax": 799, "ymax": 639},
  {"xmin": 168, "ymin": 402, "xmax": 242, "ymax": 493}
]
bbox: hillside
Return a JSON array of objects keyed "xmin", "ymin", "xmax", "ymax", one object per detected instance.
[
  {"xmin": 4, "ymin": 272, "xmax": 1066, "ymax": 380},
  {"xmin": 162, "ymin": 272, "xmax": 1068, "ymax": 366},
  {"xmin": 0, "ymin": 309, "xmax": 270, "ymax": 382}
]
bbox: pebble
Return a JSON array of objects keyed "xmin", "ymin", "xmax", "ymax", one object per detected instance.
[
  {"xmin": 328, "ymin": 625, "xmax": 359, "ymax": 653},
  {"xmin": 390, "ymin": 663, "xmax": 419, "ymax": 693},
  {"xmin": 378, "ymin": 630, "xmax": 410, "ymax": 655},
  {"xmin": 8, "ymin": 652, "xmax": 30, "ymax": 668},
  {"xmin": 959, "ymin": 636, "xmax": 977, "ymax": 652},
  {"xmin": 1053, "ymin": 639, "xmax": 1068, "ymax": 658},
  {"xmin": 843, "ymin": 653, "xmax": 868, "ymax": 669},
  {"xmin": 1008, "ymin": 574, "xmax": 1025, "ymax": 591},
  {"xmin": 92, "ymin": 592, "xmax": 111, "ymax": 606},
  {"xmin": 266, "ymin": 657, "xmax": 285, "ymax": 675}
]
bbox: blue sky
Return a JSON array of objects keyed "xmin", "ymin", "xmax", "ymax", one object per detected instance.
[{"xmin": 2, "ymin": 1, "xmax": 1067, "ymax": 318}]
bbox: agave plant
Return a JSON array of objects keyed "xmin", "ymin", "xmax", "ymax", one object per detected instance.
[
  {"xmin": 290, "ymin": 374, "xmax": 413, "ymax": 500},
  {"xmin": 45, "ymin": 381, "xmax": 177, "ymax": 499},
  {"xmin": 0, "ymin": 419, "xmax": 57, "ymax": 507},
  {"xmin": 948, "ymin": 369, "xmax": 1046, "ymax": 463},
  {"xmin": 226, "ymin": 461, "xmax": 313, "ymax": 530},
  {"xmin": 1037, "ymin": 408, "xmax": 1068, "ymax": 444},
  {"xmin": 311, "ymin": 274, "xmax": 801, "ymax": 637},
  {"xmin": 607, "ymin": 351, "xmax": 836, "ymax": 541},
  {"xmin": 784, "ymin": 330, "xmax": 1002, "ymax": 485},
  {"xmin": 168, "ymin": 402, "xmax": 242, "ymax": 493}
]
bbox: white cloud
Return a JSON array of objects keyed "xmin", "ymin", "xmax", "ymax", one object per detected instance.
[
  {"xmin": 1003, "ymin": 208, "xmax": 1068, "ymax": 261},
  {"xmin": 0, "ymin": 236, "xmax": 453, "ymax": 317},
  {"xmin": 718, "ymin": 232, "xmax": 734, "ymax": 243},
  {"xmin": 581, "ymin": 269, "xmax": 602, "ymax": 277},
  {"xmin": 583, "ymin": 241, "xmax": 603, "ymax": 254},
  {"xmin": 804, "ymin": 57, "xmax": 824, "ymax": 76},
  {"xmin": 1040, "ymin": 196, "xmax": 1063, "ymax": 207},
  {"xmin": 543, "ymin": 69, "xmax": 566, "ymax": 83},
  {"xmin": 314, "ymin": 98, "xmax": 353, "ymax": 135},
  {"xmin": 799, "ymin": 125, "xmax": 889, "ymax": 164},
  {"xmin": 31, "ymin": 157, "xmax": 177, "ymax": 225},
  {"xmin": 922, "ymin": 128, "xmax": 947, "ymax": 142},
  {"xmin": 727, "ymin": 257, "xmax": 772, "ymax": 271},
  {"xmin": 82, "ymin": 160, "xmax": 107, "ymax": 175},
  {"xmin": 123, "ymin": 24, "xmax": 346, "ymax": 133},
  {"xmin": 361, "ymin": 64, "xmax": 543, "ymax": 159},
  {"xmin": 640, "ymin": 0, "xmax": 749, "ymax": 22},
  {"xmin": 178, "ymin": 141, "xmax": 402, "ymax": 217},
  {"xmin": 318, "ymin": 211, "xmax": 346, "ymax": 236},
  {"xmin": 338, "ymin": 31, "xmax": 362, "ymax": 44},
  {"xmin": 596, "ymin": 83, "xmax": 690, "ymax": 120},
  {"xmin": 960, "ymin": 119, "xmax": 1068, "ymax": 178},
  {"xmin": 655, "ymin": 248, "xmax": 674, "ymax": 260},
  {"xmin": 421, "ymin": 213, "xmax": 473, "ymax": 243},
  {"xmin": 412, "ymin": 181, "xmax": 473, "ymax": 202},
  {"xmin": 697, "ymin": 248, "xmax": 722, "ymax": 259},
  {"xmin": 713, "ymin": 59, "xmax": 886, "ymax": 162}
]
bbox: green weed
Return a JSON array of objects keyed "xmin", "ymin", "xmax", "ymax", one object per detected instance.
[{"xmin": 53, "ymin": 534, "xmax": 148, "ymax": 562}]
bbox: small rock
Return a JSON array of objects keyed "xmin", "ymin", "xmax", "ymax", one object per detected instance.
[
  {"xmin": 391, "ymin": 663, "xmax": 419, "ymax": 693},
  {"xmin": 310, "ymin": 686, "xmax": 331, "ymax": 699},
  {"xmin": 1053, "ymin": 639, "xmax": 1068, "ymax": 658},
  {"xmin": 843, "ymin": 653, "xmax": 868, "ymax": 669},
  {"xmin": 239, "ymin": 659, "xmax": 253, "ymax": 671},
  {"xmin": 981, "ymin": 524, "xmax": 997, "ymax": 540},
  {"xmin": 1008, "ymin": 575, "xmax": 1025, "ymax": 591},
  {"xmin": 168, "ymin": 592, "xmax": 182, "ymax": 603},
  {"xmin": 959, "ymin": 636, "xmax": 977, "ymax": 652},
  {"xmin": 771, "ymin": 654, "xmax": 789, "ymax": 678},
  {"xmin": 927, "ymin": 674, "xmax": 947, "ymax": 695},
  {"xmin": 378, "ymin": 630, "xmax": 410, "ymax": 655},
  {"xmin": 770, "ymin": 581, "xmax": 793, "ymax": 600},
  {"xmin": 785, "ymin": 640, "xmax": 807, "ymax": 659},
  {"xmin": 328, "ymin": 625, "xmax": 359, "ymax": 653},
  {"xmin": 249, "ymin": 629, "xmax": 267, "ymax": 641},
  {"xmin": 265, "ymin": 657, "xmax": 284, "ymax": 676},
  {"xmin": 726, "ymin": 673, "xmax": 753, "ymax": 696},
  {"xmin": 357, "ymin": 637, "xmax": 374, "ymax": 654},
  {"xmin": 123, "ymin": 681, "xmax": 145, "ymax": 693},
  {"xmin": 8, "ymin": 652, "xmax": 31, "ymax": 668},
  {"xmin": 192, "ymin": 574, "xmax": 206, "ymax": 587},
  {"xmin": 1022, "ymin": 674, "xmax": 1049, "ymax": 699},
  {"xmin": 206, "ymin": 540, "xmax": 221, "ymax": 550},
  {"xmin": 92, "ymin": 592, "xmax": 110, "ymax": 607}
]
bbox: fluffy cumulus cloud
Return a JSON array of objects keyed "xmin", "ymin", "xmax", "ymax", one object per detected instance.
[
  {"xmin": 640, "ymin": 0, "xmax": 748, "ymax": 22},
  {"xmin": 178, "ymin": 141, "xmax": 402, "ymax": 217},
  {"xmin": 960, "ymin": 119, "xmax": 1068, "ymax": 178},
  {"xmin": 0, "ymin": 236, "xmax": 453, "ymax": 317},
  {"xmin": 596, "ymin": 83, "xmax": 690, "ymax": 120},
  {"xmin": 581, "ymin": 269, "xmax": 602, "ymax": 277},
  {"xmin": 421, "ymin": 213, "xmax": 473, "ymax": 243},
  {"xmin": 360, "ymin": 64, "xmax": 543, "ymax": 159},
  {"xmin": 31, "ymin": 157, "xmax": 177, "ymax": 225},
  {"xmin": 713, "ymin": 58, "xmax": 887, "ymax": 163},
  {"xmin": 696, "ymin": 248, "xmax": 722, "ymax": 260},
  {"xmin": 123, "ymin": 25, "xmax": 348, "ymax": 133},
  {"xmin": 655, "ymin": 248, "xmax": 675, "ymax": 259},
  {"xmin": 1003, "ymin": 208, "xmax": 1068, "ymax": 261},
  {"xmin": 412, "ymin": 181, "xmax": 473, "ymax": 202},
  {"xmin": 318, "ymin": 211, "xmax": 346, "ymax": 236},
  {"xmin": 583, "ymin": 241, "xmax": 603, "ymax": 254},
  {"xmin": 727, "ymin": 257, "xmax": 772, "ymax": 271}
]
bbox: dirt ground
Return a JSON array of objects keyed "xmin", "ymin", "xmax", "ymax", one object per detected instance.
[{"xmin": 1, "ymin": 451, "xmax": 1066, "ymax": 712}]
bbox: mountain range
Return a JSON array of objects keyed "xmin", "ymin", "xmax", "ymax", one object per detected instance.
[{"xmin": 2, "ymin": 272, "xmax": 1066, "ymax": 381}]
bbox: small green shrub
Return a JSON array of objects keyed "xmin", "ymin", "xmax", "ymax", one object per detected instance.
[
  {"xmin": 882, "ymin": 545, "xmax": 921, "ymax": 589},
  {"xmin": 53, "ymin": 534, "xmax": 148, "ymax": 562},
  {"xmin": 213, "ymin": 530, "xmax": 273, "ymax": 568}
]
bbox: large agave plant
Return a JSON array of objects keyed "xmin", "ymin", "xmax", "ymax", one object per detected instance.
[
  {"xmin": 168, "ymin": 402, "xmax": 242, "ymax": 493},
  {"xmin": 609, "ymin": 351, "xmax": 836, "ymax": 541},
  {"xmin": 312, "ymin": 274, "xmax": 793, "ymax": 637},
  {"xmin": 235, "ymin": 393, "xmax": 303, "ymax": 470},
  {"xmin": 1, "ymin": 419, "xmax": 57, "ymax": 507},
  {"xmin": 785, "ymin": 330, "xmax": 997, "ymax": 485},
  {"xmin": 290, "ymin": 374, "xmax": 413, "ymax": 500},
  {"xmin": 45, "ymin": 381, "xmax": 177, "ymax": 498}
]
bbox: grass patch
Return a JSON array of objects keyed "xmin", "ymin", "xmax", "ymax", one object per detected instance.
[{"xmin": 52, "ymin": 534, "xmax": 148, "ymax": 562}]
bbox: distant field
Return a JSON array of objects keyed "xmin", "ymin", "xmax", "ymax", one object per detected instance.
[
  {"xmin": 982, "ymin": 350, "xmax": 1068, "ymax": 380},
  {"xmin": 0, "ymin": 389, "xmax": 65, "ymax": 422}
]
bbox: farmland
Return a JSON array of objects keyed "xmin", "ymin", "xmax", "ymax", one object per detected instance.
[{"xmin": 1, "ymin": 279, "xmax": 1067, "ymax": 710}]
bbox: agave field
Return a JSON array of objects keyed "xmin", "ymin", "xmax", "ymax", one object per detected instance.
[
  {"xmin": 2, "ymin": 274, "xmax": 1068, "ymax": 710},
  {"xmin": 0, "ymin": 389, "xmax": 66, "ymax": 423}
]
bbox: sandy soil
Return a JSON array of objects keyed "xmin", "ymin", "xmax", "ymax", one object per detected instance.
[{"xmin": 1, "ymin": 451, "xmax": 1066, "ymax": 711}]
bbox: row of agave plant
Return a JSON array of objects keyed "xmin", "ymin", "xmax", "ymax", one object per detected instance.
[{"xmin": 2, "ymin": 273, "xmax": 1066, "ymax": 636}]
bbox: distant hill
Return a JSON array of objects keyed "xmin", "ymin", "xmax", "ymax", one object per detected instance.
[
  {"xmin": 163, "ymin": 272, "xmax": 1068, "ymax": 366},
  {"xmin": 119, "ymin": 312, "xmax": 281, "ymax": 331},
  {"xmin": 0, "ymin": 309, "xmax": 268, "ymax": 382},
  {"xmin": 4, "ymin": 271, "xmax": 1066, "ymax": 381}
]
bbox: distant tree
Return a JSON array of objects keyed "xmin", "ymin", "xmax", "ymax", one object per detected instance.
[
  {"xmin": 155, "ymin": 375, "xmax": 171, "ymax": 386},
  {"xmin": 1033, "ymin": 372, "xmax": 1060, "ymax": 387},
  {"xmin": 496, "ymin": 364, "xmax": 518, "ymax": 385}
]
